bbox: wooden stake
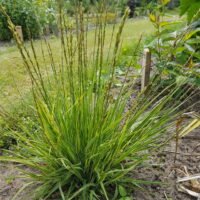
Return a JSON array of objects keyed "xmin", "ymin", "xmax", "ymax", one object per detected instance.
[
  {"xmin": 141, "ymin": 48, "xmax": 151, "ymax": 90},
  {"xmin": 15, "ymin": 26, "xmax": 23, "ymax": 42}
]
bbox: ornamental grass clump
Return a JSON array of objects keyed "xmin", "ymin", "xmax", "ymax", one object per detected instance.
[{"xmin": 0, "ymin": 1, "xmax": 194, "ymax": 200}]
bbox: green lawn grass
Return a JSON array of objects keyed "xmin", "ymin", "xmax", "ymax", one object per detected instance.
[{"xmin": 0, "ymin": 18, "xmax": 154, "ymax": 108}]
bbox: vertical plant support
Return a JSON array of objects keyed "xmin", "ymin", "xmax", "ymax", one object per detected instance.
[
  {"xmin": 141, "ymin": 48, "xmax": 151, "ymax": 90},
  {"xmin": 15, "ymin": 26, "xmax": 23, "ymax": 42}
]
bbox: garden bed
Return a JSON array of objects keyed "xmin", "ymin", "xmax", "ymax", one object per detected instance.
[
  {"xmin": 0, "ymin": 69, "xmax": 199, "ymax": 199},
  {"xmin": 0, "ymin": 126, "xmax": 199, "ymax": 200}
]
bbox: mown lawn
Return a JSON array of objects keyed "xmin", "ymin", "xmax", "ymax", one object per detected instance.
[{"xmin": 0, "ymin": 18, "xmax": 154, "ymax": 108}]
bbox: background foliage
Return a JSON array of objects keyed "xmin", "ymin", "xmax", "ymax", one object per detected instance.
[
  {"xmin": 0, "ymin": 0, "xmax": 41, "ymax": 40},
  {"xmin": 146, "ymin": 0, "xmax": 200, "ymax": 87},
  {"xmin": 0, "ymin": 0, "xmax": 58, "ymax": 40},
  {"xmin": 0, "ymin": 0, "xmax": 182, "ymax": 41}
]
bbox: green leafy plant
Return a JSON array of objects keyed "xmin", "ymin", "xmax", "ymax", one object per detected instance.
[
  {"xmin": 0, "ymin": 0, "xmax": 44, "ymax": 40},
  {"xmin": 0, "ymin": 2, "xmax": 195, "ymax": 200},
  {"xmin": 147, "ymin": 2, "xmax": 200, "ymax": 87},
  {"xmin": 0, "ymin": 0, "xmax": 59, "ymax": 40},
  {"xmin": 180, "ymin": 0, "xmax": 200, "ymax": 22}
]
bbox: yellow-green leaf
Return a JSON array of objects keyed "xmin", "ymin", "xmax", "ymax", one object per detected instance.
[
  {"xmin": 149, "ymin": 14, "xmax": 156, "ymax": 23},
  {"xmin": 179, "ymin": 119, "xmax": 200, "ymax": 137}
]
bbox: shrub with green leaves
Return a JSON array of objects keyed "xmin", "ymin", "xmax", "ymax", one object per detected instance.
[
  {"xmin": 0, "ymin": 0, "xmax": 60, "ymax": 40},
  {"xmin": 146, "ymin": 1, "xmax": 200, "ymax": 87},
  {"xmin": 0, "ymin": 0, "xmax": 46, "ymax": 40},
  {"xmin": 0, "ymin": 2, "xmax": 195, "ymax": 200}
]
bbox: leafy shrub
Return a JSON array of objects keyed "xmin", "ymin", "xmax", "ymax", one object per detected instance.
[
  {"xmin": 0, "ymin": 0, "xmax": 43, "ymax": 40},
  {"xmin": 146, "ymin": 2, "xmax": 200, "ymax": 87},
  {"xmin": 64, "ymin": 0, "xmax": 76, "ymax": 16},
  {"xmin": 0, "ymin": 2, "xmax": 194, "ymax": 200}
]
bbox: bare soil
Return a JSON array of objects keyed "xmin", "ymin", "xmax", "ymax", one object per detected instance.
[
  {"xmin": 0, "ymin": 163, "xmax": 28, "ymax": 200},
  {"xmin": 133, "ymin": 126, "xmax": 200, "ymax": 200}
]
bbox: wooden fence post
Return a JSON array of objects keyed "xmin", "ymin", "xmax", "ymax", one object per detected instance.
[
  {"xmin": 141, "ymin": 48, "xmax": 151, "ymax": 91},
  {"xmin": 15, "ymin": 26, "xmax": 23, "ymax": 42}
]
